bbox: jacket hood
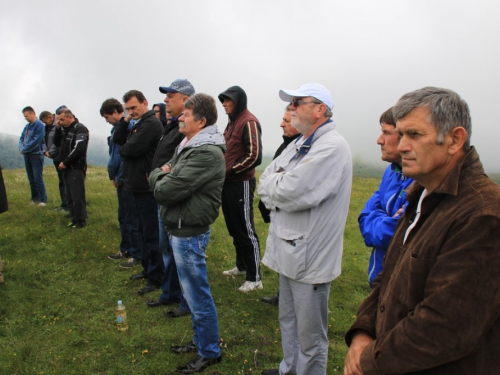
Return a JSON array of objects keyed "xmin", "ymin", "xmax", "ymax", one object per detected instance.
[
  {"xmin": 154, "ymin": 103, "xmax": 168, "ymax": 128},
  {"xmin": 181, "ymin": 125, "xmax": 226, "ymax": 152},
  {"xmin": 218, "ymin": 85, "xmax": 247, "ymax": 120}
]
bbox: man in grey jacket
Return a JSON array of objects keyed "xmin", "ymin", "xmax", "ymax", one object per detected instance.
[
  {"xmin": 258, "ymin": 83, "xmax": 352, "ymax": 375},
  {"xmin": 149, "ymin": 93, "xmax": 225, "ymax": 374}
]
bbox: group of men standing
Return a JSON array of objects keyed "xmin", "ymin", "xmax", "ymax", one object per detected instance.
[
  {"xmin": 16, "ymin": 82, "xmax": 500, "ymax": 375},
  {"xmin": 19, "ymin": 106, "xmax": 89, "ymax": 228}
]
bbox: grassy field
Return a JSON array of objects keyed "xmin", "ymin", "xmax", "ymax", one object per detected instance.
[{"xmin": 0, "ymin": 166, "xmax": 378, "ymax": 375}]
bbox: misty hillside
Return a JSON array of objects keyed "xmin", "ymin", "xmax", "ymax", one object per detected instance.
[{"xmin": 0, "ymin": 132, "xmax": 109, "ymax": 169}]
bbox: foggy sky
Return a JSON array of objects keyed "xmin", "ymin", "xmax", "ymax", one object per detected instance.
[{"xmin": 1, "ymin": 0, "xmax": 499, "ymax": 171}]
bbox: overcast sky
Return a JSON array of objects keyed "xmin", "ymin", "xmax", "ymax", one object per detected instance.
[{"xmin": 1, "ymin": 0, "xmax": 499, "ymax": 171}]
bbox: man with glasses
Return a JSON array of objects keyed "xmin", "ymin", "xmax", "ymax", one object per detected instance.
[
  {"xmin": 218, "ymin": 85, "xmax": 263, "ymax": 293},
  {"xmin": 259, "ymin": 83, "xmax": 352, "ymax": 375}
]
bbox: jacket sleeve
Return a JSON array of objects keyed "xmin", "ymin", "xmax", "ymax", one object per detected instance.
[
  {"xmin": 119, "ymin": 122, "xmax": 157, "ymax": 158},
  {"xmin": 63, "ymin": 125, "xmax": 89, "ymax": 167},
  {"xmin": 19, "ymin": 122, "xmax": 44, "ymax": 154},
  {"xmin": 152, "ymin": 148, "xmax": 218, "ymax": 208},
  {"xmin": 356, "ymin": 215, "xmax": 500, "ymax": 374},
  {"xmin": 232, "ymin": 120, "xmax": 262, "ymax": 173},
  {"xmin": 107, "ymin": 139, "xmax": 122, "ymax": 181},
  {"xmin": 258, "ymin": 139, "xmax": 350, "ymax": 213},
  {"xmin": 359, "ymin": 189, "xmax": 401, "ymax": 249},
  {"xmin": 112, "ymin": 118, "xmax": 130, "ymax": 146},
  {"xmin": 53, "ymin": 127, "xmax": 62, "ymax": 147}
]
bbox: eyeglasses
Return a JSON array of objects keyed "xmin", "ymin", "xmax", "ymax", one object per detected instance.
[{"xmin": 290, "ymin": 98, "xmax": 321, "ymax": 108}]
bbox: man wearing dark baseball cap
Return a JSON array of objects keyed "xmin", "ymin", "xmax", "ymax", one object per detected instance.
[{"xmin": 147, "ymin": 79, "xmax": 195, "ymax": 318}]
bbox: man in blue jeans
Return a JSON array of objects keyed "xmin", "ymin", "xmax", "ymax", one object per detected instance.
[
  {"xmin": 19, "ymin": 106, "xmax": 47, "ymax": 206},
  {"xmin": 149, "ymin": 93, "xmax": 225, "ymax": 373},
  {"xmin": 100, "ymin": 98, "xmax": 141, "ymax": 268}
]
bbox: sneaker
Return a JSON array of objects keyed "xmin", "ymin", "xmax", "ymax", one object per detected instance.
[
  {"xmin": 108, "ymin": 251, "xmax": 130, "ymax": 260},
  {"xmin": 120, "ymin": 258, "xmax": 141, "ymax": 269},
  {"xmin": 238, "ymin": 280, "xmax": 263, "ymax": 292},
  {"xmin": 222, "ymin": 267, "xmax": 246, "ymax": 276},
  {"xmin": 37, "ymin": 202, "xmax": 47, "ymax": 207}
]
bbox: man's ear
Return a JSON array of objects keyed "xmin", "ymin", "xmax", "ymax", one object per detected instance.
[{"xmin": 448, "ymin": 126, "xmax": 467, "ymax": 155}]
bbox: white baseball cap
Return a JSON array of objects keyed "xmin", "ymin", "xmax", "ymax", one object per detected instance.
[{"xmin": 279, "ymin": 83, "xmax": 333, "ymax": 110}]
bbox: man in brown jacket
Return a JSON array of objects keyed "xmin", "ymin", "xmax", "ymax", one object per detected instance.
[{"xmin": 345, "ymin": 87, "xmax": 500, "ymax": 375}]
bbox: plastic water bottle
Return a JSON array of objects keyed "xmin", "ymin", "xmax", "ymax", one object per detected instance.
[{"xmin": 115, "ymin": 300, "xmax": 128, "ymax": 331}]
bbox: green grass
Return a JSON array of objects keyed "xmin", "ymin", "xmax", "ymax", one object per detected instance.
[{"xmin": 0, "ymin": 166, "xmax": 378, "ymax": 375}]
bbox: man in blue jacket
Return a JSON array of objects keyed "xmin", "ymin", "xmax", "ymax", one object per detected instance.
[
  {"xmin": 358, "ymin": 107, "xmax": 413, "ymax": 287},
  {"xmin": 100, "ymin": 98, "xmax": 141, "ymax": 269},
  {"xmin": 19, "ymin": 106, "xmax": 47, "ymax": 206}
]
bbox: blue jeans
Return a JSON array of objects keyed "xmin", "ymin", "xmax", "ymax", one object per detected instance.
[
  {"xmin": 158, "ymin": 207, "xmax": 189, "ymax": 310},
  {"xmin": 170, "ymin": 230, "xmax": 220, "ymax": 359},
  {"xmin": 24, "ymin": 156, "xmax": 47, "ymax": 203},
  {"xmin": 117, "ymin": 187, "xmax": 140, "ymax": 259},
  {"xmin": 132, "ymin": 192, "xmax": 164, "ymax": 286}
]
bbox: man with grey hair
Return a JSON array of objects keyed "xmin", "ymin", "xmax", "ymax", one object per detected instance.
[
  {"xmin": 345, "ymin": 87, "xmax": 500, "ymax": 375},
  {"xmin": 149, "ymin": 93, "xmax": 225, "ymax": 374},
  {"xmin": 259, "ymin": 83, "xmax": 352, "ymax": 375}
]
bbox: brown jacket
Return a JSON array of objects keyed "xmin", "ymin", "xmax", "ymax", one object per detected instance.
[{"xmin": 346, "ymin": 147, "xmax": 500, "ymax": 374}]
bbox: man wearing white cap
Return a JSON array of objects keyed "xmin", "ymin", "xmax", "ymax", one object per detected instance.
[{"xmin": 259, "ymin": 83, "xmax": 352, "ymax": 375}]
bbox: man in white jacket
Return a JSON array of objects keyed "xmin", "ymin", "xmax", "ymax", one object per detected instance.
[{"xmin": 258, "ymin": 83, "xmax": 352, "ymax": 375}]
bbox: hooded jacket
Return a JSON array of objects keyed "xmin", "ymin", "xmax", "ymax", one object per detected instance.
[
  {"xmin": 53, "ymin": 121, "xmax": 89, "ymax": 170},
  {"xmin": 149, "ymin": 125, "xmax": 226, "ymax": 237},
  {"xmin": 154, "ymin": 103, "xmax": 168, "ymax": 129},
  {"xmin": 113, "ymin": 110, "xmax": 163, "ymax": 193},
  {"xmin": 218, "ymin": 86, "xmax": 262, "ymax": 182}
]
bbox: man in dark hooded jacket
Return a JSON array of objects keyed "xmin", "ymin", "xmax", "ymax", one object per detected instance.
[{"xmin": 218, "ymin": 85, "xmax": 263, "ymax": 293}]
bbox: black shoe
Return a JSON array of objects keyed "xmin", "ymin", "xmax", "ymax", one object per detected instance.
[
  {"xmin": 138, "ymin": 283, "xmax": 158, "ymax": 295},
  {"xmin": 170, "ymin": 340, "xmax": 198, "ymax": 354},
  {"xmin": 261, "ymin": 370, "xmax": 280, "ymax": 375},
  {"xmin": 129, "ymin": 273, "xmax": 146, "ymax": 281},
  {"xmin": 147, "ymin": 300, "xmax": 176, "ymax": 308},
  {"xmin": 165, "ymin": 306, "xmax": 190, "ymax": 318},
  {"xmin": 261, "ymin": 295, "xmax": 279, "ymax": 306},
  {"xmin": 108, "ymin": 251, "xmax": 130, "ymax": 260},
  {"xmin": 176, "ymin": 355, "xmax": 221, "ymax": 373}
]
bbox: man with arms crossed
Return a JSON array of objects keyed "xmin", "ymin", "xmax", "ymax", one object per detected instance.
[
  {"xmin": 345, "ymin": 87, "xmax": 500, "ymax": 375},
  {"xmin": 259, "ymin": 83, "xmax": 352, "ymax": 375}
]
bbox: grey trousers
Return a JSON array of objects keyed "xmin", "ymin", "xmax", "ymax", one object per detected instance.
[{"xmin": 278, "ymin": 274, "xmax": 331, "ymax": 375}]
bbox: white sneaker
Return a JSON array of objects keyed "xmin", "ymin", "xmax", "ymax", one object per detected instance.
[
  {"xmin": 37, "ymin": 202, "xmax": 47, "ymax": 207},
  {"xmin": 238, "ymin": 280, "xmax": 263, "ymax": 292},
  {"xmin": 222, "ymin": 267, "xmax": 246, "ymax": 276}
]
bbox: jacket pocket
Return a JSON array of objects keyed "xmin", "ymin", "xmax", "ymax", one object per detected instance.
[{"xmin": 273, "ymin": 224, "xmax": 307, "ymax": 280}]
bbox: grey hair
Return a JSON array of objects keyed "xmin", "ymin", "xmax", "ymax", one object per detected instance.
[
  {"xmin": 393, "ymin": 87, "xmax": 471, "ymax": 149},
  {"xmin": 324, "ymin": 106, "xmax": 333, "ymax": 118},
  {"xmin": 184, "ymin": 93, "xmax": 218, "ymax": 126}
]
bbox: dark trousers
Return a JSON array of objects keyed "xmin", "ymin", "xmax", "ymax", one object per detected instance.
[
  {"xmin": 117, "ymin": 186, "xmax": 141, "ymax": 259},
  {"xmin": 24, "ymin": 156, "xmax": 47, "ymax": 203},
  {"xmin": 53, "ymin": 160, "xmax": 68, "ymax": 210},
  {"xmin": 64, "ymin": 168, "xmax": 86, "ymax": 225},
  {"xmin": 221, "ymin": 179, "xmax": 261, "ymax": 282},
  {"xmin": 132, "ymin": 192, "xmax": 165, "ymax": 287}
]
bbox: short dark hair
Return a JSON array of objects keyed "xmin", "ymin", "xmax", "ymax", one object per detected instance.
[
  {"xmin": 58, "ymin": 109, "xmax": 75, "ymax": 119},
  {"xmin": 100, "ymin": 98, "xmax": 124, "ymax": 116},
  {"xmin": 22, "ymin": 106, "xmax": 35, "ymax": 114},
  {"xmin": 123, "ymin": 90, "xmax": 147, "ymax": 104},
  {"xmin": 379, "ymin": 107, "xmax": 395, "ymax": 126},
  {"xmin": 39, "ymin": 111, "xmax": 52, "ymax": 121},
  {"xmin": 184, "ymin": 93, "xmax": 218, "ymax": 127}
]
